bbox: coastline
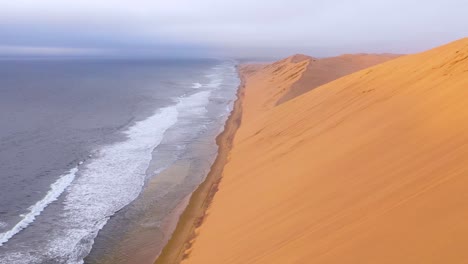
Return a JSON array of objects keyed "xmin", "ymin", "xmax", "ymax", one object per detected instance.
[
  {"xmin": 82, "ymin": 62, "xmax": 240, "ymax": 264},
  {"xmin": 154, "ymin": 66, "xmax": 246, "ymax": 264}
]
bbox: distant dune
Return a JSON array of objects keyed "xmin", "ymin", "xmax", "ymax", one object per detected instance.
[
  {"xmin": 178, "ymin": 38, "xmax": 468, "ymax": 264},
  {"xmin": 276, "ymin": 53, "xmax": 400, "ymax": 104}
]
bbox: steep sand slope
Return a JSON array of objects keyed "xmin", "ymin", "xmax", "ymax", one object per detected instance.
[{"xmin": 182, "ymin": 38, "xmax": 468, "ymax": 264}]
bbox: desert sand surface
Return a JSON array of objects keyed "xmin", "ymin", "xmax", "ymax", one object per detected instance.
[{"xmin": 180, "ymin": 38, "xmax": 468, "ymax": 264}]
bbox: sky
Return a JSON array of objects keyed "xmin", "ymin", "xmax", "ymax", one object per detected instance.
[{"xmin": 0, "ymin": 0, "xmax": 467, "ymax": 58}]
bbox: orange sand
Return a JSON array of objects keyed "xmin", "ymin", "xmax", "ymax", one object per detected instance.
[{"xmin": 181, "ymin": 38, "xmax": 468, "ymax": 264}]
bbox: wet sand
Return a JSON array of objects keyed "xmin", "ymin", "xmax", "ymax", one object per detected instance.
[{"xmin": 154, "ymin": 67, "xmax": 246, "ymax": 264}]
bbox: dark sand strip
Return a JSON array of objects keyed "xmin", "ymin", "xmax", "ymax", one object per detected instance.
[{"xmin": 154, "ymin": 68, "xmax": 245, "ymax": 264}]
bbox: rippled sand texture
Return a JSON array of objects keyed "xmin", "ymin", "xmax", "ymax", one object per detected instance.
[{"xmin": 181, "ymin": 38, "xmax": 468, "ymax": 264}]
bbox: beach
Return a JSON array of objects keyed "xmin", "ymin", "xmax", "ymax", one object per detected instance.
[{"xmin": 154, "ymin": 66, "xmax": 247, "ymax": 264}]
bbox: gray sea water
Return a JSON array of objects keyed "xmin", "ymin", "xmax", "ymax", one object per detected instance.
[{"xmin": 0, "ymin": 59, "xmax": 239, "ymax": 263}]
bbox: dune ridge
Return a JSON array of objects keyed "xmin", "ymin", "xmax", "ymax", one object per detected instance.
[
  {"xmin": 276, "ymin": 53, "xmax": 401, "ymax": 104},
  {"xmin": 181, "ymin": 38, "xmax": 468, "ymax": 264}
]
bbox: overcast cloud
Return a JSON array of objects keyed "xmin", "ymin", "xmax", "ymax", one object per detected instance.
[{"xmin": 0, "ymin": 0, "xmax": 467, "ymax": 58}]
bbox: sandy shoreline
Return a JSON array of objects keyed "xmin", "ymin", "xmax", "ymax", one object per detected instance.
[{"xmin": 154, "ymin": 66, "xmax": 246, "ymax": 264}]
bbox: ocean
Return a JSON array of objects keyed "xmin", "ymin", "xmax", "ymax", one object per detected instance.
[{"xmin": 0, "ymin": 59, "xmax": 239, "ymax": 263}]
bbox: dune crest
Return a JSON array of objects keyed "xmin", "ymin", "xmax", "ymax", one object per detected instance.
[
  {"xmin": 182, "ymin": 38, "xmax": 468, "ymax": 264},
  {"xmin": 276, "ymin": 53, "xmax": 401, "ymax": 104}
]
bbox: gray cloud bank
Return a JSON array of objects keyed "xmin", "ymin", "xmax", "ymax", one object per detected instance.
[{"xmin": 0, "ymin": 0, "xmax": 467, "ymax": 58}]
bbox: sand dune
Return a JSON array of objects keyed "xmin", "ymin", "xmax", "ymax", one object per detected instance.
[
  {"xmin": 237, "ymin": 53, "xmax": 397, "ymax": 124},
  {"xmin": 277, "ymin": 53, "xmax": 400, "ymax": 104},
  {"xmin": 180, "ymin": 38, "xmax": 468, "ymax": 264}
]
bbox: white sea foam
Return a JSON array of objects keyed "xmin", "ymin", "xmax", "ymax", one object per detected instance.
[
  {"xmin": 192, "ymin": 82, "xmax": 202, "ymax": 89},
  {"xmin": 205, "ymin": 73, "xmax": 223, "ymax": 89},
  {"xmin": 47, "ymin": 106, "xmax": 180, "ymax": 263},
  {"xmin": 178, "ymin": 91, "xmax": 210, "ymax": 116},
  {"xmin": 45, "ymin": 91, "xmax": 211, "ymax": 264},
  {"xmin": 0, "ymin": 167, "xmax": 79, "ymax": 246},
  {"xmin": 0, "ymin": 105, "xmax": 180, "ymax": 264}
]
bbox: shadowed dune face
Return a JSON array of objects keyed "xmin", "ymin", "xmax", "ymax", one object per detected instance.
[{"xmin": 181, "ymin": 38, "xmax": 468, "ymax": 264}]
